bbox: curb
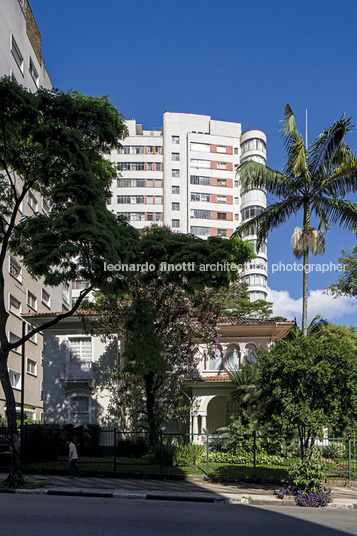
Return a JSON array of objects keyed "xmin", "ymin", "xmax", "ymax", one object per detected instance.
[{"xmin": 0, "ymin": 487, "xmax": 356, "ymax": 508}]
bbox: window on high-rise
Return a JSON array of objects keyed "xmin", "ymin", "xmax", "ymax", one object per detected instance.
[
  {"xmin": 172, "ymin": 203, "xmax": 180, "ymax": 211},
  {"xmin": 172, "ymin": 136, "xmax": 180, "ymax": 144},
  {"xmin": 172, "ymin": 153, "xmax": 180, "ymax": 161},
  {"xmin": 172, "ymin": 186, "xmax": 180, "ymax": 194}
]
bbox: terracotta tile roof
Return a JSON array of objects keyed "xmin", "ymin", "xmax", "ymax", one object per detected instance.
[
  {"xmin": 218, "ymin": 317, "xmax": 293, "ymax": 325},
  {"xmin": 22, "ymin": 309, "xmax": 95, "ymax": 317},
  {"xmin": 185, "ymin": 374, "xmax": 231, "ymax": 382}
]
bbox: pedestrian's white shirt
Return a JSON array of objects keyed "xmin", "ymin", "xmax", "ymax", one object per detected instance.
[{"xmin": 69, "ymin": 442, "xmax": 78, "ymax": 460}]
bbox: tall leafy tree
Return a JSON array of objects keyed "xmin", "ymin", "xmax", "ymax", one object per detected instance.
[
  {"xmin": 235, "ymin": 105, "xmax": 357, "ymax": 335},
  {"xmin": 0, "ymin": 78, "xmax": 138, "ymax": 485},
  {"xmin": 326, "ymin": 246, "xmax": 357, "ymax": 300}
]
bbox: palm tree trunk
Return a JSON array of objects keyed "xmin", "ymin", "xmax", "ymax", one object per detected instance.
[
  {"xmin": 302, "ymin": 248, "xmax": 309, "ymax": 337},
  {"xmin": 302, "ymin": 203, "xmax": 310, "ymax": 337}
]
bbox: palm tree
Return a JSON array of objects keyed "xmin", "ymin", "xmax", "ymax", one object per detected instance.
[
  {"xmin": 235, "ymin": 105, "xmax": 357, "ymax": 336},
  {"xmin": 226, "ymin": 358, "xmax": 261, "ymax": 424},
  {"xmin": 283, "ymin": 314, "xmax": 328, "ymax": 341}
]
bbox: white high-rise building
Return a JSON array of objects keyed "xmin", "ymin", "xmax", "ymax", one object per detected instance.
[{"xmin": 108, "ymin": 112, "xmax": 268, "ymax": 301}]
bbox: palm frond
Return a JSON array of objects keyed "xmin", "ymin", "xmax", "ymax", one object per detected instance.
[
  {"xmin": 281, "ymin": 105, "xmax": 309, "ymax": 179},
  {"xmin": 309, "ymin": 115, "xmax": 353, "ymax": 176},
  {"xmin": 291, "ymin": 226, "xmax": 325, "ymax": 258},
  {"xmin": 237, "ymin": 160, "xmax": 294, "ymax": 198},
  {"xmin": 318, "ymin": 158, "xmax": 357, "ymax": 198},
  {"xmin": 314, "ymin": 198, "xmax": 357, "ymax": 231},
  {"xmin": 234, "ymin": 197, "xmax": 301, "ymax": 248}
]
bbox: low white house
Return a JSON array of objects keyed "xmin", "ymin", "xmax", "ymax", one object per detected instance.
[{"xmin": 24, "ymin": 311, "xmax": 293, "ymax": 431}]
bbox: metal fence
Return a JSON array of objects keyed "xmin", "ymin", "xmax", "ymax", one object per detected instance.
[{"xmin": 0, "ymin": 425, "xmax": 356, "ymax": 481}]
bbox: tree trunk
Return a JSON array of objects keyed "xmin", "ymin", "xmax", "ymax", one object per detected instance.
[
  {"xmin": 0, "ymin": 350, "xmax": 24, "ymax": 486},
  {"xmin": 302, "ymin": 247, "xmax": 309, "ymax": 337},
  {"xmin": 145, "ymin": 372, "xmax": 158, "ymax": 450}
]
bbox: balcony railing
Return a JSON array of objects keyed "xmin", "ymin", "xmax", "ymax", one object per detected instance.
[{"xmin": 60, "ymin": 361, "xmax": 94, "ymax": 382}]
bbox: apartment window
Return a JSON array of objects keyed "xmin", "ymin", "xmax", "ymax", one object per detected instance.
[
  {"xmin": 147, "ymin": 196, "xmax": 154, "ymax": 204},
  {"xmin": 190, "ymin": 175, "xmax": 210, "ymax": 186},
  {"xmin": 11, "ymin": 36, "xmax": 23, "ymax": 73},
  {"xmin": 217, "ymin": 212, "xmax": 227, "ymax": 220},
  {"xmin": 130, "ymin": 212, "xmax": 145, "ymax": 221},
  {"xmin": 68, "ymin": 336, "xmax": 92, "ymax": 362},
  {"xmin": 28, "ymin": 191, "xmax": 38, "ymax": 212},
  {"xmin": 243, "ymin": 274, "xmax": 267, "ymax": 287},
  {"xmin": 62, "ymin": 283, "xmax": 70, "ymax": 305},
  {"xmin": 172, "ymin": 153, "xmax": 180, "ymax": 161},
  {"xmin": 234, "ymin": 148, "xmax": 239, "ymax": 154},
  {"xmin": 26, "ymin": 358, "xmax": 37, "ymax": 376},
  {"xmin": 9, "ymin": 295, "xmax": 21, "ymax": 315},
  {"xmin": 190, "ymin": 209, "xmax": 211, "ymax": 219},
  {"xmin": 147, "ymin": 146, "xmax": 154, "ymax": 154},
  {"xmin": 155, "ymin": 146, "xmax": 162, "ymax": 154},
  {"xmin": 27, "ymin": 290, "xmax": 37, "ymax": 311},
  {"xmin": 146, "ymin": 213, "xmax": 153, "ymax": 221},
  {"xmin": 217, "ymin": 229, "xmax": 227, "ymax": 237},
  {"xmin": 9, "ymin": 370, "xmax": 21, "ymax": 390},
  {"xmin": 235, "ymin": 214, "xmax": 239, "ymax": 221},
  {"xmin": 154, "ymin": 196, "xmax": 161, "ymax": 205},
  {"xmin": 234, "ymin": 180, "xmax": 239, "ymax": 188},
  {"xmin": 117, "ymin": 195, "xmax": 130, "ymax": 204},
  {"xmin": 241, "ymin": 154, "xmax": 266, "ymax": 165},
  {"xmin": 172, "ymin": 186, "xmax": 180, "ymax": 194},
  {"xmin": 155, "ymin": 213, "xmax": 162, "ymax": 222},
  {"xmin": 42, "ymin": 199, "xmax": 51, "ymax": 214},
  {"xmin": 172, "ymin": 169, "xmax": 180, "ymax": 177},
  {"xmin": 191, "ymin": 193, "xmax": 211, "ymax": 202},
  {"xmin": 190, "ymin": 159, "xmax": 210, "ymax": 169},
  {"xmin": 70, "ymin": 395, "xmax": 90, "ymax": 425},
  {"xmin": 172, "ymin": 136, "xmax": 180, "ymax": 144},
  {"xmin": 172, "ymin": 219, "xmax": 180, "ymax": 228},
  {"xmin": 26, "ymin": 323, "xmax": 37, "ymax": 344},
  {"xmin": 132, "ymin": 146, "xmax": 144, "ymax": 154},
  {"xmin": 155, "ymin": 163, "xmax": 162, "ymax": 171},
  {"xmin": 241, "ymin": 139, "xmax": 266, "ymax": 154},
  {"xmin": 117, "ymin": 146, "xmax": 130, "ymax": 154},
  {"xmin": 131, "ymin": 196, "xmax": 144, "ymax": 204},
  {"xmin": 9, "ymin": 332, "xmax": 21, "ymax": 349},
  {"xmin": 41, "ymin": 289, "xmax": 51, "ymax": 308},
  {"xmin": 147, "ymin": 163, "xmax": 154, "ymax": 171},
  {"xmin": 29, "ymin": 57, "xmax": 39, "ymax": 87},
  {"xmin": 241, "ymin": 190, "xmax": 266, "ymax": 204},
  {"xmin": 217, "ymin": 195, "xmax": 227, "ymax": 203},
  {"xmin": 9, "ymin": 256, "xmax": 22, "ymax": 283},
  {"xmin": 234, "ymin": 197, "xmax": 239, "ymax": 204},
  {"xmin": 241, "ymin": 205, "xmax": 263, "ymax": 221},
  {"xmin": 190, "ymin": 142, "xmax": 210, "ymax": 152},
  {"xmin": 217, "ymin": 162, "xmax": 227, "ymax": 170},
  {"xmin": 117, "ymin": 162, "xmax": 145, "ymax": 171},
  {"xmin": 217, "ymin": 179, "xmax": 227, "ymax": 186},
  {"xmin": 190, "ymin": 226, "xmax": 211, "ymax": 236},
  {"xmin": 217, "ymin": 146, "xmax": 227, "ymax": 153},
  {"xmin": 146, "ymin": 179, "xmax": 154, "ymax": 188},
  {"xmin": 172, "ymin": 203, "xmax": 180, "ymax": 211}
]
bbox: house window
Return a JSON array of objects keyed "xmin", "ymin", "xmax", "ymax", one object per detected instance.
[
  {"xmin": 172, "ymin": 186, "xmax": 180, "ymax": 194},
  {"xmin": 9, "ymin": 369, "xmax": 21, "ymax": 390},
  {"xmin": 28, "ymin": 191, "xmax": 38, "ymax": 212},
  {"xmin": 11, "ymin": 35, "xmax": 23, "ymax": 73},
  {"xmin": 172, "ymin": 169, "xmax": 180, "ymax": 177},
  {"xmin": 226, "ymin": 400, "xmax": 240, "ymax": 425},
  {"xmin": 226, "ymin": 345, "xmax": 239, "ymax": 368},
  {"xmin": 9, "ymin": 295, "xmax": 21, "ymax": 315},
  {"xmin": 172, "ymin": 153, "xmax": 180, "ymax": 161},
  {"xmin": 41, "ymin": 289, "xmax": 51, "ymax": 308},
  {"xmin": 70, "ymin": 395, "xmax": 90, "ymax": 425},
  {"xmin": 26, "ymin": 358, "xmax": 37, "ymax": 376},
  {"xmin": 9, "ymin": 256, "xmax": 22, "ymax": 283},
  {"xmin": 172, "ymin": 219, "xmax": 180, "ymax": 228},
  {"xmin": 172, "ymin": 136, "xmax": 180, "ymax": 144},
  {"xmin": 244, "ymin": 343, "xmax": 257, "ymax": 363},
  {"xmin": 172, "ymin": 202, "xmax": 180, "ymax": 211},
  {"xmin": 217, "ymin": 229, "xmax": 227, "ymax": 237},
  {"xmin": 208, "ymin": 346, "xmax": 223, "ymax": 370},
  {"xmin": 68, "ymin": 337, "xmax": 92, "ymax": 362},
  {"xmin": 29, "ymin": 57, "xmax": 39, "ymax": 87},
  {"xmin": 27, "ymin": 290, "xmax": 37, "ymax": 311}
]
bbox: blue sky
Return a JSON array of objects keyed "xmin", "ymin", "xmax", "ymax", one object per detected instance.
[{"xmin": 31, "ymin": 0, "xmax": 357, "ymax": 326}]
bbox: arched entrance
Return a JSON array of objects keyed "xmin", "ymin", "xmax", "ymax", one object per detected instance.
[{"xmin": 206, "ymin": 395, "xmax": 230, "ymax": 432}]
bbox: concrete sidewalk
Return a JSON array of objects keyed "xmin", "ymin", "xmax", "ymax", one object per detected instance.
[{"xmin": 1, "ymin": 473, "xmax": 357, "ymax": 508}]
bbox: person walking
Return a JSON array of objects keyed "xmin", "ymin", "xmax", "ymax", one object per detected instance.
[{"xmin": 66, "ymin": 439, "xmax": 80, "ymax": 478}]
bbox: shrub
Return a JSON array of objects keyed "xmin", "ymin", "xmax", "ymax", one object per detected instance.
[
  {"xmin": 288, "ymin": 460, "xmax": 324, "ymax": 492},
  {"xmin": 322, "ymin": 443, "xmax": 346, "ymax": 460},
  {"xmin": 173, "ymin": 443, "xmax": 204, "ymax": 466},
  {"xmin": 295, "ymin": 490, "xmax": 332, "ymax": 507}
]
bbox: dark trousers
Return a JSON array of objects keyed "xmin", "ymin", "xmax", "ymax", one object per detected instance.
[{"xmin": 70, "ymin": 459, "xmax": 80, "ymax": 477}]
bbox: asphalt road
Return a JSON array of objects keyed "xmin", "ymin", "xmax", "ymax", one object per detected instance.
[{"xmin": 1, "ymin": 495, "xmax": 356, "ymax": 536}]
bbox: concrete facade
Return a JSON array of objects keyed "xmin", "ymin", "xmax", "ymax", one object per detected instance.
[
  {"xmin": 0, "ymin": 0, "xmax": 69, "ymax": 421},
  {"xmin": 108, "ymin": 112, "xmax": 268, "ymax": 302}
]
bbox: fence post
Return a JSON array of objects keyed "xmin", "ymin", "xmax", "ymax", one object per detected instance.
[
  {"xmin": 348, "ymin": 439, "xmax": 352, "ymax": 484},
  {"xmin": 159, "ymin": 431, "xmax": 163, "ymax": 473},
  {"xmin": 253, "ymin": 430, "xmax": 256, "ymax": 478},
  {"xmin": 206, "ymin": 428, "xmax": 209, "ymax": 476},
  {"xmin": 113, "ymin": 428, "xmax": 117, "ymax": 472}
]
